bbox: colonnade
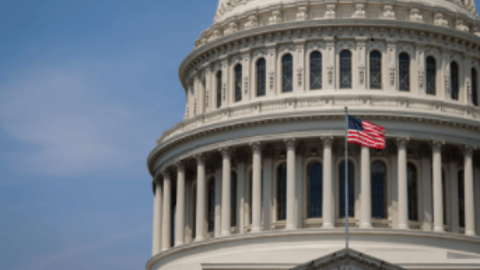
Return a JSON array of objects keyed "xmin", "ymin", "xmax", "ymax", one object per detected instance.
[{"xmin": 151, "ymin": 137, "xmax": 478, "ymax": 255}]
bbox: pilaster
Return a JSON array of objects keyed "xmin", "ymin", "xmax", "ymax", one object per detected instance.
[
  {"xmin": 356, "ymin": 37, "xmax": 367, "ymax": 91},
  {"xmin": 386, "ymin": 39, "xmax": 397, "ymax": 93},
  {"xmin": 325, "ymin": 37, "xmax": 336, "ymax": 91},
  {"xmin": 294, "ymin": 41, "xmax": 306, "ymax": 93}
]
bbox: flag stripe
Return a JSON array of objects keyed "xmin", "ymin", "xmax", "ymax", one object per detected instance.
[{"xmin": 347, "ymin": 116, "xmax": 386, "ymax": 150}]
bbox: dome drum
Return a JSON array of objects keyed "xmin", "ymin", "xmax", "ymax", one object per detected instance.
[{"xmin": 147, "ymin": 0, "xmax": 480, "ymax": 269}]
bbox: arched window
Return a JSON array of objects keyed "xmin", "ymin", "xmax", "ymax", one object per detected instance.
[
  {"xmin": 234, "ymin": 65, "xmax": 242, "ymax": 102},
  {"xmin": 282, "ymin": 54, "xmax": 293, "ymax": 93},
  {"xmin": 216, "ymin": 71, "xmax": 222, "ymax": 108},
  {"xmin": 426, "ymin": 57, "xmax": 436, "ymax": 95},
  {"xmin": 339, "ymin": 161, "xmax": 354, "ymax": 218},
  {"xmin": 399, "ymin": 53, "xmax": 410, "ymax": 91},
  {"xmin": 307, "ymin": 162, "xmax": 323, "ymax": 218},
  {"xmin": 231, "ymin": 171, "xmax": 237, "ymax": 227},
  {"xmin": 310, "ymin": 52, "xmax": 322, "ymax": 90},
  {"xmin": 277, "ymin": 164, "xmax": 287, "ymax": 220},
  {"xmin": 407, "ymin": 163, "xmax": 418, "ymax": 221},
  {"xmin": 257, "ymin": 58, "xmax": 266, "ymax": 97},
  {"xmin": 451, "ymin": 62, "xmax": 459, "ymax": 100},
  {"xmin": 371, "ymin": 161, "xmax": 387, "ymax": 219},
  {"xmin": 472, "ymin": 68, "xmax": 478, "ymax": 106},
  {"xmin": 370, "ymin": 51, "xmax": 382, "ymax": 89},
  {"xmin": 207, "ymin": 177, "xmax": 215, "ymax": 232},
  {"xmin": 458, "ymin": 170, "xmax": 465, "ymax": 228},
  {"xmin": 340, "ymin": 50, "xmax": 352, "ymax": 89}
]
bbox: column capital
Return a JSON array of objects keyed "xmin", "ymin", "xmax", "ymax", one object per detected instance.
[
  {"xmin": 219, "ymin": 147, "xmax": 232, "ymax": 158},
  {"xmin": 194, "ymin": 153, "xmax": 206, "ymax": 165},
  {"xmin": 396, "ymin": 137, "xmax": 410, "ymax": 148},
  {"xmin": 463, "ymin": 145, "xmax": 476, "ymax": 156},
  {"xmin": 284, "ymin": 138, "xmax": 297, "ymax": 148},
  {"xmin": 175, "ymin": 160, "xmax": 185, "ymax": 172},
  {"xmin": 431, "ymin": 140, "xmax": 445, "ymax": 151},
  {"xmin": 160, "ymin": 169, "xmax": 171, "ymax": 179},
  {"xmin": 321, "ymin": 136, "xmax": 334, "ymax": 147},
  {"xmin": 249, "ymin": 142, "xmax": 263, "ymax": 152}
]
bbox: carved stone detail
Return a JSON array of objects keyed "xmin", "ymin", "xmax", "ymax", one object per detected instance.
[
  {"xmin": 270, "ymin": 10, "xmax": 282, "ymax": 25},
  {"xmin": 224, "ymin": 22, "xmax": 238, "ymax": 35},
  {"xmin": 434, "ymin": 13, "xmax": 448, "ymax": 27},
  {"xmin": 359, "ymin": 65, "xmax": 365, "ymax": 85},
  {"xmin": 325, "ymin": 4, "xmax": 336, "ymax": 18},
  {"xmin": 297, "ymin": 6, "xmax": 308, "ymax": 21},
  {"xmin": 409, "ymin": 9, "xmax": 423, "ymax": 23},
  {"xmin": 456, "ymin": 19, "xmax": 470, "ymax": 32},
  {"xmin": 382, "ymin": 5, "xmax": 395, "ymax": 19},
  {"xmin": 297, "ymin": 67, "xmax": 303, "ymax": 86},
  {"xmin": 245, "ymin": 15, "xmax": 259, "ymax": 30},
  {"xmin": 352, "ymin": 4, "xmax": 366, "ymax": 18}
]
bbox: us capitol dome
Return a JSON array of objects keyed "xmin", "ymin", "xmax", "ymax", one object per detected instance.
[{"xmin": 146, "ymin": 0, "xmax": 480, "ymax": 269}]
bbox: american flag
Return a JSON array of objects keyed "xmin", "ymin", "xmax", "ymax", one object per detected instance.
[{"xmin": 347, "ymin": 115, "xmax": 386, "ymax": 150}]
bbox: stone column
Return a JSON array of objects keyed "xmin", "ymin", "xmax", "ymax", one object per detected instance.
[
  {"xmin": 162, "ymin": 171, "xmax": 172, "ymax": 251},
  {"xmin": 321, "ymin": 136, "xmax": 335, "ymax": 228},
  {"xmin": 221, "ymin": 148, "xmax": 232, "ymax": 236},
  {"xmin": 175, "ymin": 162, "xmax": 186, "ymax": 246},
  {"xmin": 251, "ymin": 142, "xmax": 263, "ymax": 232},
  {"xmin": 397, "ymin": 137, "xmax": 409, "ymax": 230},
  {"xmin": 421, "ymin": 157, "xmax": 433, "ymax": 231},
  {"xmin": 195, "ymin": 155, "xmax": 206, "ymax": 241},
  {"xmin": 152, "ymin": 178, "xmax": 163, "ymax": 255},
  {"xmin": 263, "ymin": 156, "xmax": 273, "ymax": 231},
  {"xmin": 360, "ymin": 146, "xmax": 373, "ymax": 228},
  {"xmin": 432, "ymin": 141, "xmax": 445, "ymax": 232},
  {"xmin": 450, "ymin": 162, "xmax": 459, "ymax": 233},
  {"xmin": 237, "ymin": 162, "xmax": 246, "ymax": 234},
  {"xmin": 215, "ymin": 168, "xmax": 222, "ymax": 237},
  {"xmin": 464, "ymin": 146, "xmax": 476, "ymax": 236},
  {"xmin": 285, "ymin": 138, "xmax": 296, "ymax": 230}
]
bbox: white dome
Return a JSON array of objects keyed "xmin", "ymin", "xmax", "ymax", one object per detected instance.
[{"xmin": 214, "ymin": 0, "xmax": 478, "ymax": 23}]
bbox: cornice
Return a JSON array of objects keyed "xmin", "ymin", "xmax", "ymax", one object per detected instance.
[{"xmin": 147, "ymin": 96, "xmax": 480, "ymax": 176}]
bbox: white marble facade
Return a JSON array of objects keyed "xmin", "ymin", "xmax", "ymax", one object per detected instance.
[{"xmin": 147, "ymin": 1, "xmax": 480, "ymax": 270}]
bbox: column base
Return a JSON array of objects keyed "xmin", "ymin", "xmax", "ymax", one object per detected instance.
[
  {"xmin": 466, "ymin": 231, "xmax": 477, "ymax": 236},
  {"xmin": 398, "ymin": 224, "xmax": 410, "ymax": 230},
  {"xmin": 194, "ymin": 237, "xmax": 205, "ymax": 242},
  {"xmin": 220, "ymin": 231, "xmax": 231, "ymax": 236},
  {"xmin": 359, "ymin": 223, "xmax": 373, "ymax": 229},
  {"xmin": 322, "ymin": 223, "xmax": 335, "ymax": 229},
  {"xmin": 174, "ymin": 242, "xmax": 184, "ymax": 247},
  {"xmin": 251, "ymin": 227, "xmax": 262, "ymax": 233},
  {"xmin": 285, "ymin": 224, "xmax": 296, "ymax": 230},
  {"xmin": 161, "ymin": 247, "xmax": 170, "ymax": 252},
  {"xmin": 433, "ymin": 226, "xmax": 445, "ymax": 232}
]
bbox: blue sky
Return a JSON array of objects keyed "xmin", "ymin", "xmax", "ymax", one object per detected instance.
[
  {"xmin": 0, "ymin": 1, "xmax": 217, "ymax": 269},
  {"xmin": 1, "ymin": 1, "xmax": 480, "ymax": 270}
]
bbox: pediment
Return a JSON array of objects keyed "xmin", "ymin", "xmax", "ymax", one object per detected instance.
[{"xmin": 291, "ymin": 248, "xmax": 405, "ymax": 270}]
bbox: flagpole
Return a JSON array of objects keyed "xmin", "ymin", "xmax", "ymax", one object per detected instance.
[{"xmin": 344, "ymin": 106, "xmax": 349, "ymax": 249}]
